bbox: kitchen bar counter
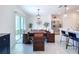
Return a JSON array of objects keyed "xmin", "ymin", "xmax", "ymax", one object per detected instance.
[
  {"xmin": 0, "ymin": 33, "xmax": 9, "ymax": 37},
  {"xmin": 0, "ymin": 33, "xmax": 10, "ymax": 54}
]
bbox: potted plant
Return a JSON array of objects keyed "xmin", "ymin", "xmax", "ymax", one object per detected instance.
[
  {"xmin": 44, "ymin": 22, "xmax": 49, "ymax": 31},
  {"xmin": 29, "ymin": 23, "xmax": 33, "ymax": 31}
]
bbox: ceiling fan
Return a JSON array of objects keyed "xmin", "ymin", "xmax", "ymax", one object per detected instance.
[
  {"xmin": 58, "ymin": 5, "xmax": 68, "ymax": 17},
  {"xmin": 58, "ymin": 5, "xmax": 67, "ymax": 8}
]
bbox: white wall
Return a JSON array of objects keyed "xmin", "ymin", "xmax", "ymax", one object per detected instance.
[
  {"xmin": 0, "ymin": 5, "xmax": 29, "ymax": 50},
  {"xmin": 27, "ymin": 15, "xmax": 51, "ymax": 30},
  {"xmin": 62, "ymin": 13, "xmax": 79, "ymax": 31},
  {"xmin": 60, "ymin": 13, "xmax": 79, "ymax": 45}
]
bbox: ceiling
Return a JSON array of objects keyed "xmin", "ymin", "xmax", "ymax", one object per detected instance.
[{"xmin": 20, "ymin": 5, "xmax": 79, "ymax": 16}]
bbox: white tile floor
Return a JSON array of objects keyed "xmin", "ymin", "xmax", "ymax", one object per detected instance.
[{"xmin": 11, "ymin": 35, "xmax": 78, "ymax": 54}]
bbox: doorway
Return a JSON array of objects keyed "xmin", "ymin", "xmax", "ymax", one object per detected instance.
[{"xmin": 15, "ymin": 14, "xmax": 25, "ymax": 43}]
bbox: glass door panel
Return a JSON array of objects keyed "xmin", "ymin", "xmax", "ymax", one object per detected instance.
[
  {"xmin": 20, "ymin": 16, "xmax": 24, "ymax": 40},
  {"xmin": 15, "ymin": 15, "xmax": 21, "ymax": 40},
  {"xmin": 15, "ymin": 15, "xmax": 25, "ymax": 43}
]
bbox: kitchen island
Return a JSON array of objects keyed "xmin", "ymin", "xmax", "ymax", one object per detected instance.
[{"xmin": 0, "ymin": 33, "xmax": 10, "ymax": 54}]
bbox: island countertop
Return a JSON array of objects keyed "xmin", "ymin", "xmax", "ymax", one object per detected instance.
[{"xmin": 0, "ymin": 33, "xmax": 10, "ymax": 37}]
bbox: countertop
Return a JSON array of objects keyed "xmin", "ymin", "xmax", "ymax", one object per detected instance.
[{"xmin": 0, "ymin": 33, "xmax": 9, "ymax": 37}]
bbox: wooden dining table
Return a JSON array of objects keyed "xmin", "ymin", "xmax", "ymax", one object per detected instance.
[
  {"xmin": 23, "ymin": 30, "xmax": 55, "ymax": 51},
  {"xmin": 28, "ymin": 30, "xmax": 47, "ymax": 39},
  {"xmin": 29, "ymin": 30, "xmax": 47, "ymax": 35},
  {"xmin": 29, "ymin": 30, "xmax": 47, "ymax": 51}
]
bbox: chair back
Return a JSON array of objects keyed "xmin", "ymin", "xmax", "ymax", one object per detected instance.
[
  {"xmin": 61, "ymin": 30, "xmax": 66, "ymax": 36},
  {"xmin": 68, "ymin": 32, "xmax": 76, "ymax": 40}
]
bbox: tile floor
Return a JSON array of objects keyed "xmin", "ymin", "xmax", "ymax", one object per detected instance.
[{"xmin": 11, "ymin": 35, "xmax": 78, "ymax": 54}]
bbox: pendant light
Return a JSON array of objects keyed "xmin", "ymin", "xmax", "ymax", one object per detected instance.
[
  {"xmin": 36, "ymin": 9, "xmax": 42, "ymax": 25},
  {"xmin": 64, "ymin": 5, "xmax": 68, "ymax": 17},
  {"xmin": 36, "ymin": 9, "xmax": 41, "ymax": 19}
]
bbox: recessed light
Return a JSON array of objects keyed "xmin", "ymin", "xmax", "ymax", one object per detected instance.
[
  {"xmin": 64, "ymin": 14, "xmax": 67, "ymax": 17},
  {"xmin": 66, "ymin": 7, "xmax": 69, "ymax": 10}
]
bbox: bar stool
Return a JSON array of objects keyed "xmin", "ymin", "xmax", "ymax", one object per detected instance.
[
  {"xmin": 76, "ymin": 39, "xmax": 79, "ymax": 54},
  {"xmin": 66, "ymin": 32, "xmax": 79, "ymax": 54},
  {"xmin": 60, "ymin": 30, "xmax": 69, "ymax": 43},
  {"xmin": 66, "ymin": 32, "xmax": 76, "ymax": 49},
  {"xmin": 74, "ymin": 33, "xmax": 79, "ymax": 54}
]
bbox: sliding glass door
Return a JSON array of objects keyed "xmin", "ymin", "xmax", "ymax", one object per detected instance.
[
  {"xmin": 15, "ymin": 14, "xmax": 25, "ymax": 43},
  {"xmin": 20, "ymin": 16, "xmax": 24, "ymax": 40}
]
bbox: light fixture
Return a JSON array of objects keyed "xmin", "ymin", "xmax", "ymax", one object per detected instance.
[
  {"xmin": 58, "ymin": 5, "xmax": 68, "ymax": 17},
  {"xmin": 64, "ymin": 14, "xmax": 67, "ymax": 17},
  {"xmin": 66, "ymin": 7, "xmax": 69, "ymax": 10},
  {"xmin": 58, "ymin": 5, "xmax": 69, "ymax": 10},
  {"xmin": 64, "ymin": 5, "xmax": 68, "ymax": 17},
  {"xmin": 36, "ymin": 9, "xmax": 42, "ymax": 25},
  {"xmin": 36, "ymin": 9, "xmax": 41, "ymax": 19}
]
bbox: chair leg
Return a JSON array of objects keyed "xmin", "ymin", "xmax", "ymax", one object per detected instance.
[
  {"xmin": 73, "ymin": 40, "xmax": 74, "ymax": 48},
  {"xmin": 76, "ymin": 41, "xmax": 78, "ymax": 50},
  {"xmin": 78, "ymin": 42, "xmax": 79, "ymax": 54},
  {"xmin": 60, "ymin": 35, "xmax": 62, "ymax": 43},
  {"xmin": 66, "ymin": 37, "xmax": 69, "ymax": 49},
  {"xmin": 73, "ymin": 41, "xmax": 78, "ymax": 49}
]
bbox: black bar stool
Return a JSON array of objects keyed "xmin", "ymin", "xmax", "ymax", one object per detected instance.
[
  {"xmin": 66, "ymin": 32, "xmax": 79, "ymax": 54},
  {"xmin": 75, "ymin": 33, "xmax": 79, "ymax": 54},
  {"xmin": 60, "ymin": 30, "xmax": 69, "ymax": 43},
  {"xmin": 66, "ymin": 32, "xmax": 78, "ymax": 49}
]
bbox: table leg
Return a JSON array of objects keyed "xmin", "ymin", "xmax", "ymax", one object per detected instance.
[{"xmin": 78, "ymin": 42, "xmax": 79, "ymax": 54}]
